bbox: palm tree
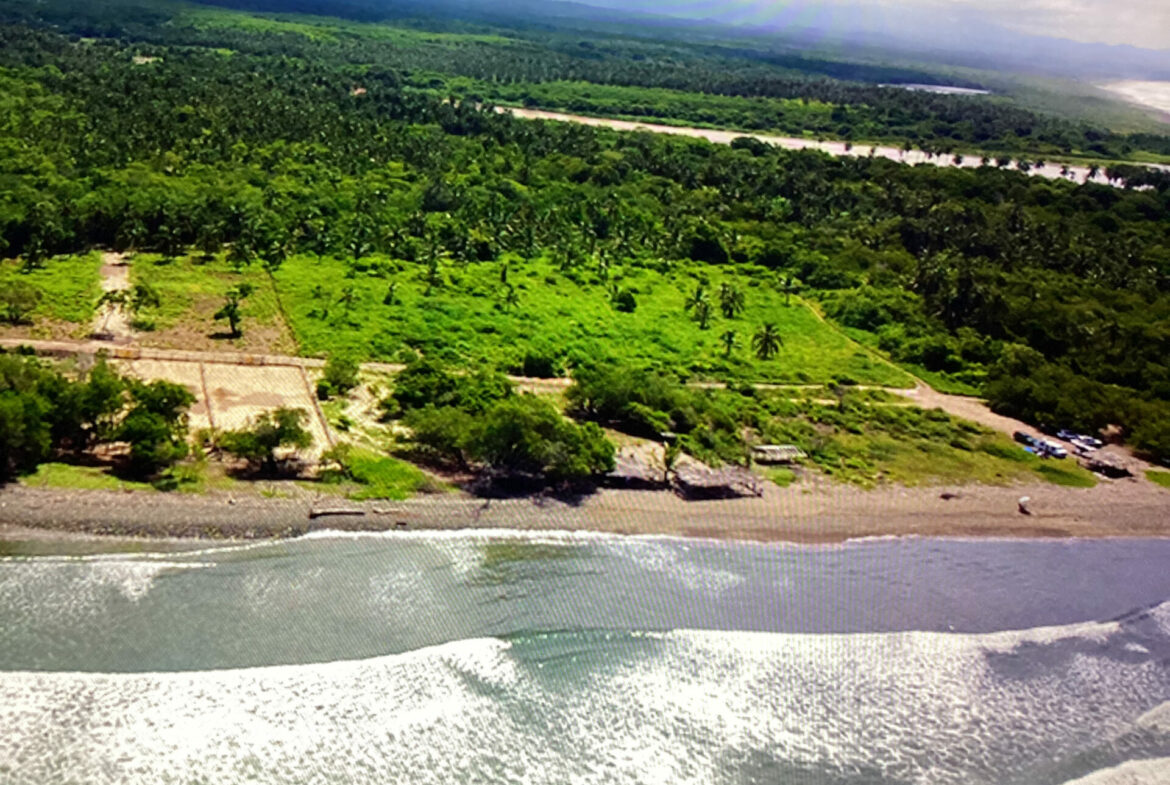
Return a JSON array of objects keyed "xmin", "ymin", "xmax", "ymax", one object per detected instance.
[
  {"xmin": 684, "ymin": 283, "xmax": 706, "ymax": 313},
  {"xmin": 692, "ymin": 299, "xmax": 712, "ymax": 330},
  {"xmin": 720, "ymin": 329, "xmax": 738, "ymax": 357},
  {"xmin": 1087, "ymin": 164, "xmax": 1101, "ymax": 182},
  {"xmin": 718, "ymin": 282, "xmax": 745, "ymax": 318},
  {"xmin": 500, "ymin": 284, "xmax": 520, "ymax": 312},
  {"xmin": 752, "ymin": 323, "xmax": 782, "ymax": 360},
  {"xmin": 780, "ymin": 275, "xmax": 800, "ymax": 306},
  {"xmin": 338, "ymin": 285, "xmax": 357, "ymax": 312}
]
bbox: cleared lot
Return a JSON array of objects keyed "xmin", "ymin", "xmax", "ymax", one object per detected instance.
[{"xmin": 118, "ymin": 358, "xmax": 333, "ymax": 456}]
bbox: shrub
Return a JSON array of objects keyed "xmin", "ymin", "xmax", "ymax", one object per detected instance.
[
  {"xmin": 218, "ymin": 407, "xmax": 313, "ymax": 474},
  {"xmin": 611, "ymin": 288, "xmax": 637, "ymax": 313},
  {"xmin": 403, "ymin": 405, "xmax": 475, "ymax": 466},
  {"xmin": 115, "ymin": 379, "xmax": 195, "ymax": 476},
  {"xmin": 389, "ymin": 358, "xmax": 512, "ymax": 414},
  {"xmin": 518, "ymin": 346, "xmax": 563, "ymax": 378},
  {"xmin": 0, "ymin": 281, "xmax": 41, "ymax": 325},
  {"xmin": 466, "ymin": 395, "xmax": 615, "ymax": 482},
  {"xmin": 319, "ymin": 353, "xmax": 360, "ymax": 399}
]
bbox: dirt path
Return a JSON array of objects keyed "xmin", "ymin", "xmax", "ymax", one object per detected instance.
[
  {"xmin": 500, "ymin": 106, "xmax": 1169, "ymax": 185},
  {"xmin": 92, "ymin": 252, "xmax": 133, "ymax": 343}
]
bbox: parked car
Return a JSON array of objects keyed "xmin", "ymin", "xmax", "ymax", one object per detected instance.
[
  {"xmin": 1057, "ymin": 429, "xmax": 1103, "ymax": 450},
  {"xmin": 1040, "ymin": 441, "xmax": 1068, "ymax": 459}
]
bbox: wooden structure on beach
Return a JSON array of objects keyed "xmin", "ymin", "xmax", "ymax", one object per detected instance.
[
  {"xmin": 605, "ymin": 452, "xmax": 668, "ymax": 490},
  {"xmin": 751, "ymin": 444, "xmax": 806, "ymax": 464},
  {"xmin": 673, "ymin": 463, "xmax": 763, "ymax": 499}
]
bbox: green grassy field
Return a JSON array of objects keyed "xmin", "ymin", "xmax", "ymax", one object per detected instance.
[
  {"xmin": 275, "ymin": 254, "xmax": 914, "ymax": 386},
  {"xmin": 128, "ymin": 253, "xmax": 298, "ymax": 354},
  {"xmin": 0, "ymin": 253, "xmax": 102, "ymax": 339}
]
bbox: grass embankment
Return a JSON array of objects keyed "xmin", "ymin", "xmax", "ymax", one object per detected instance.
[
  {"xmin": 1147, "ymin": 470, "xmax": 1170, "ymax": 490},
  {"xmin": 324, "ymin": 448, "xmax": 439, "ymax": 501},
  {"xmin": 0, "ymin": 253, "xmax": 102, "ymax": 339},
  {"xmin": 20, "ymin": 463, "xmax": 156, "ymax": 493},
  {"xmin": 19, "ymin": 458, "xmax": 241, "ymax": 495},
  {"xmin": 128, "ymin": 253, "xmax": 298, "ymax": 354},
  {"xmin": 275, "ymin": 254, "xmax": 912, "ymax": 386},
  {"xmin": 742, "ymin": 392, "xmax": 1097, "ymax": 488}
]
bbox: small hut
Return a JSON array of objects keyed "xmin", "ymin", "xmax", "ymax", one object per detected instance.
[
  {"xmin": 673, "ymin": 463, "xmax": 763, "ymax": 499},
  {"xmin": 605, "ymin": 452, "xmax": 668, "ymax": 490}
]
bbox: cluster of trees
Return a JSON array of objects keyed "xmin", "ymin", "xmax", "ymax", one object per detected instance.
[
  {"xmin": 564, "ymin": 361, "xmax": 1008, "ymax": 483},
  {"xmin": 0, "ymin": 353, "xmax": 193, "ymax": 479},
  {"xmin": 0, "ymin": 346, "xmax": 322, "ymax": 482},
  {"xmin": 0, "ymin": 8, "xmax": 1168, "ymax": 462},
  {"xmin": 388, "ymin": 359, "xmax": 615, "ymax": 483}
]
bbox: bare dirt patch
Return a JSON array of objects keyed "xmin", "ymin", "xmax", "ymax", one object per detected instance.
[
  {"xmin": 202, "ymin": 362, "xmax": 332, "ymax": 454},
  {"xmin": 137, "ymin": 293, "xmax": 298, "ymax": 356},
  {"xmin": 0, "ymin": 317, "xmax": 91, "ymax": 342}
]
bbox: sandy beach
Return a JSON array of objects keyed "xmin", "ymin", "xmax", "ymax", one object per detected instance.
[
  {"xmin": 2, "ymin": 476, "xmax": 1167, "ymax": 545},
  {"xmin": 1100, "ymin": 80, "xmax": 1170, "ymax": 120}
]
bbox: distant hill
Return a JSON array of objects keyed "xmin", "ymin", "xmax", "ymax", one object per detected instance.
[{"xmin": 188, "ymin": 0, "xmax": 1170, "ymax": 81}]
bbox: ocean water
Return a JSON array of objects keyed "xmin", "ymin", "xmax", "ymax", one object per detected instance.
[{"xmin": 2, "ymin": 531, "xmax": 1170, "ymax": 784}]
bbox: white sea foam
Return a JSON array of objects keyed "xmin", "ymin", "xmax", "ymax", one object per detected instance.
[
  {"xmin": 1060, "ymin": 758, "xmax": 1170, "ymax": 785},
  {"xmin": 0, "ymin": 558, "xmax": 210, "ymax": 619},
  {"xmin": 0, "ymin": 638, "xmax": 520, "ymax": 785},
  {"xmin": 1137, "ymin": 701, "xmax": 1170, "ymax": 733},
  {"xmin": 2, "ymin": 615, "xmax": 1167, "ymax": 785}
]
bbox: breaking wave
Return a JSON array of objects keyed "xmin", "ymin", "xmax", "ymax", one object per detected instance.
[{"xmin": 3, "ymin": 599, "xmax": 1169, "ymax": 785}]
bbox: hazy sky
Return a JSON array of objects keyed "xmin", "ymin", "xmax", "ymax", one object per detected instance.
[
  {"xmin": 901, "ymin": 0, "xmax": 1169, "ymax": 49},
  {"xmin": 604, "ymin": 0, "xmax": 1170, "ymax": 49}
]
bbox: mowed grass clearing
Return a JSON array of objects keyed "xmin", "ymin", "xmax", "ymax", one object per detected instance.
[
  {"xmin": 0, "ymin": 253, "xmax": 102, "ymax": 339},
  {"xmin": 274, "ymin": 254, "xmax": 914, "ymax": 386},
  {"xmin": 129, "ymin": 253, "xmax": 298, "ymax": 355}
]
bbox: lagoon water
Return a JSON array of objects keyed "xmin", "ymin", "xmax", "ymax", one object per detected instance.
[{"xmin": 3, "ymin": 531, "xmax": 1170, "ymax": 784}]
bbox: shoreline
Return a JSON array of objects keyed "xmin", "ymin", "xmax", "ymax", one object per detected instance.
[{"xmin": 2, "ymin": 477, "xmax": 1167, "ymax": 547}]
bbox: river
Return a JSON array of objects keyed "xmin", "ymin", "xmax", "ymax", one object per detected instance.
[
  {"xmin": 3, "ymin": 531, "xmax": 1170, "ymax": 784},
  {"xmin": 502, "ymin": 107, "xmax": 1170, "ymax": 184}
]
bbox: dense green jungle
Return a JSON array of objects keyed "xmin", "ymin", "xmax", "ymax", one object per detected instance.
[{"xmin": 2, "ymin": 0, "xmax": 1170, "ymax": 488}]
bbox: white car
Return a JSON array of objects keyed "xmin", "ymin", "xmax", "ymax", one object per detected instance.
[{"xmin": 1041, "ymin": 441, "xmax": 1068, "ymax": 459}]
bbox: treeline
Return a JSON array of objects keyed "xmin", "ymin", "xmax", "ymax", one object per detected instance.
[{"xmin": 1, "ymin": 17, "xmax": 1169, "ymax": 462}]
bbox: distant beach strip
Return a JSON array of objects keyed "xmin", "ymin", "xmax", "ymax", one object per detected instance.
[{"xmin": 1101, "ymin": 80, "xmax": 1170, "ymax": 117}]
